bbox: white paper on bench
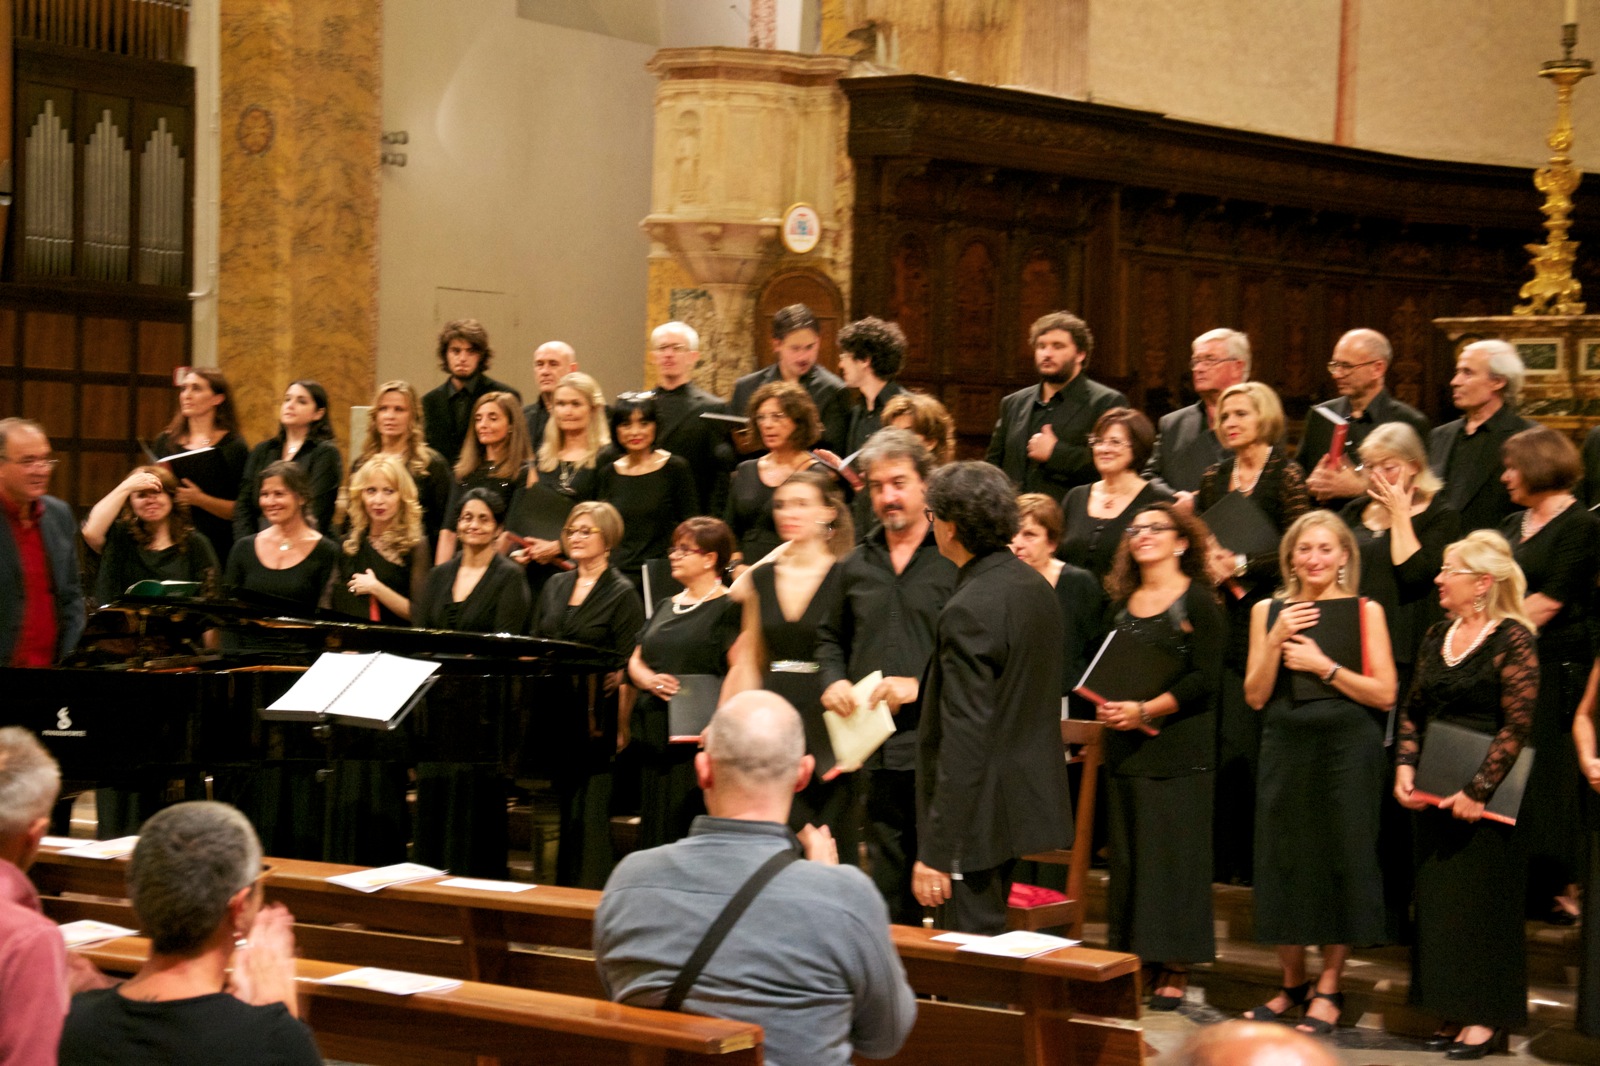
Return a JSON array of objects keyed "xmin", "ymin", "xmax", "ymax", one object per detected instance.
[
  {"xmin": 58, "ymin": 836, "xmax": 139, "ymax": 860},
  {"xmin": 317, "ymin": 966, "xmax": 463, "ymax": 996},
  {"xmin": 955, "ymin": 930, "xmax": 1081, "ymax": 958},
  {"xmin": 58, "ymin": 919, "xmax": 138, "ymax": 948},
  {"xmin": 435, "ymin": 877, "xmax": 534, "ymax": 893},
  {"xmin": 41, "ymin": 836, "xmax": 78, "ymax": 849},
  {"xmin": 325, "ymin": 862, "xmax": 444, "ymax": 893}
]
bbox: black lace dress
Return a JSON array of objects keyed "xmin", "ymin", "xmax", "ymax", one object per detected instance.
[
  {"xmin": 1253, "ymin": 597, "xmax": 1387, "ymax": 948},
  {"xmin": 1396, "ymin": 621, "xmax": 1538, "ymax": 1029},
  {"xmin": 1103, "ymin": 582, "xmax": 1224, "ymax": 964}
]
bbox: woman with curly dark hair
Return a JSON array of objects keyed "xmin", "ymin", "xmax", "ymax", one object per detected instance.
[
  {"xmin": 1098, "ymin": 501, "xmax": 1226, "ymax": 1011},
  {"xmin": 725, "ymin": 380, "xmax": 830, "ymax": 571},
  {"xmin": 234, "ymin": 380, "xmax": 342, "ymax": 541},
  {"xmin": 882, "ymin": 390, "xmax": 956, "ymax": 467},
  {"xmin": 83, "ymin": 464, "xmax": 219, "ymax": 604}
]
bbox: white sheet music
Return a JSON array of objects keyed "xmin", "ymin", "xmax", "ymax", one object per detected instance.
[{"xmin": 268, "ymin": 652, "xmax": 439, "ymax": 724}]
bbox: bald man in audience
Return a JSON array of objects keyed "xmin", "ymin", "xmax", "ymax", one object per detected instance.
[
  {"xmin": 0, "ymin": 418, "xmax": 84, "ymax": 667},
  {"xmin": 594, "ymin": 691, "xmax": 915, "ymax": 1066},
  {"xmin": 522, "ymin": 340, "xmax": 577, "ymax": 448},
  {"xmin": 1170, "ymin": 1020, "xmax": 1339, "ymax": 1066}
]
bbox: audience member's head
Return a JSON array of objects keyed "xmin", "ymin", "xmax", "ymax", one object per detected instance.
[
  {"xmin": 0, "ymin": 728, "xmax": 60, "ymax": 872},
  {"xmin": 697, "ymin": 692, "xmax": 812, "ymax": 819},
  {"xmin": 129, "ymin": 802, "xmax": 264, "ymax": 956},
  {"xmin": 1169, "ymin": 1020, "xmax": 1339, "ymax": 1066}
]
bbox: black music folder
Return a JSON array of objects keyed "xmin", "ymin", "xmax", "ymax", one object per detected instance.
[
  {"xmin": 506, "ymin": 483, "xmax": 574, "ymax": 542},
  {"xmin": 668, "ymin": 674, "xmax": 723, "ymax": 743},
  {"xmin": 1287, "ymin": 597, "xmax": 1365, "ymax": 701},
  {"xmin": 1074, "ymin": 630, "xmax": 1184, "ymax": 706},
  {"xmin": 262, "ymin": 651, "xmax": 440, "ymax": 730},
  {"xmin": 1412, "ymin": 719, "xmax": 1535, "ymax": 826},
  {"xmin": 141, "ymin": 440, "xmax": 223, "ymax": 486},
  {"xmin": 1201, "ymin": 490, "xmax": 1282, "ymax": 558}
]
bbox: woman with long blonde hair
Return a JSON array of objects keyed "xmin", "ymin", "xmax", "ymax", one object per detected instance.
[
  {"xmin": 322, "ymin": 454, "xmax": 429, "ymax": 625},
  {"xmin": 537, "ymin": 372, "xmax": 611, "ymax": 494},
  {"xmin": 352, "ymin": 381, "xmax": 452, "ymax": 548}
]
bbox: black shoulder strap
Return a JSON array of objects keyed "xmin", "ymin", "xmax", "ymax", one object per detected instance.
[{"xmin": 661, "ymin": 848, "xmax": 798, "ymax": 1012}]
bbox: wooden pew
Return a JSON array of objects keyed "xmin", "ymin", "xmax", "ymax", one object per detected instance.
[
  {"xmin": 78, "ymin": 935, "xmax": 762, "ymax": 1066},
  {"xmin": 1008, "ymin": 719, "xmax": 1104, "ymax": 938},
  {"xmin": 35, "ymin": 847, "xmax": 1145, "ymax": 1066}
]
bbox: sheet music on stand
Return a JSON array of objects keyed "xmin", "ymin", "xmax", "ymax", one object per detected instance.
[{"xmin": 263, "ymin": 651, "xmax": 440, "ymax": 730}]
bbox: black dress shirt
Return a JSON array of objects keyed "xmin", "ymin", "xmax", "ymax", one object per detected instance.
[{"xmin": 423, "ymin": 373, "xmax": 520, "ymax": 467}]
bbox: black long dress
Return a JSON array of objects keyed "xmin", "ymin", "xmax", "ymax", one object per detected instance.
[
  {"xmin": 1398, "ymin": 621, "xmax": 1538, "ymax": 1029},
  {"xmin": 1104, "ymin": 582, "xmax": 1224, "ymax": 964},
  {"xmin": 1058, "ymin": 481, "xmax": 1172, "ymax": 579},
  {"xmin": 92, "ymin": 523, "xmax": 218, "ymax": 605},
  {"xmin": 725, "ymin": 458, "xmax": 824, "ymax": 565},
  {"xmin": 1502, "ymin": 503, "xmax": 1599, "ymax": 907},
  {"xmin": 1197, "ymin": 449, "xmax": 1311, "ymax": 884},
  {"xmin": 751, "ymin": 562, "xmax": 854, "ymax": 857},
  {"xmin": 531, "ymin": 567, "xmax": 645, "ymax": 889},
  {"xmin": 593, "ymin": 456, "xmax": 698, "ymax": 594},
  {"xmin": 152, "ymin": 430, "xmax": 248, "ymax": 563},
  {"xmin": 411, "ymin": 553, "xmax": 532, "ymax": 879},
  {"xmin": 316, "ymin": 536, "xmax": 430, "ymax": 866},
  {"xmin": 218, "ymin": 535, "xmax": 341, "ymax": 859},
  {"xmin": 1253, "ymin": 596, "xmax": 1387, "ymax": 947},
  {"xmin": 631, "ymin": 594, "xmax": 740, "ymax": 849}
]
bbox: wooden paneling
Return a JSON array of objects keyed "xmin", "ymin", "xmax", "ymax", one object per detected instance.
[
  {"xmin": 0, "ymin": 310, "xmax": 14, "ymax": 366},
  {"xmin": 22, "ymin": 379, "xmax": 75, "ymax": 433},
  {"xmin": 79, "ymin": 382, "xmax": 129, "ymax": 438},
  {"xmin": 23, "ymin": 311, "xmax": 75, "ymax": 369},
  {"xmin": 137, "ymin": 318, "xmax": 183, "ymax": 374},
  {"xmin": 81, "ymin": 316, "xmax": 132, "ymax": 372},
  {"xmin": 844, "ymin": 75, "xmax": 1543, "ymax": 452}
]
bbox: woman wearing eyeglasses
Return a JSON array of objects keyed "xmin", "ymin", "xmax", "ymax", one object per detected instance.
[
  {"xmin": 626, "ymin": 517, "xmax": 740, "ymax": 848},
  {"xmin": 1097, "ymin": 502, "xmax": 1226, "ymax": 1012},
  {"xmin": 530, "ymin": 501, "xmax": 646, "ymax": 888},
  {"xmin": 1059, "ymin": 408, "xmax": 1170, "ymax": 579},
  {"xmin": 726, "ymin": 381, "xmax": 828, "ymax": 574}
]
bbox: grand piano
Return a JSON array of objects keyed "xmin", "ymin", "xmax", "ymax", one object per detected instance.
[{"xmin": 0, "ymin": 594, "xmax": 624, "ymax": 874}]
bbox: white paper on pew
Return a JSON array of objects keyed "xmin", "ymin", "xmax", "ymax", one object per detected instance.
[
  {"xmin": 41, "ymin": 836, "xmax": 78, "ymax": 849},
  {"xmin": 435, "ymin": 877, "xmax": 535, "ymax": 893},
  {"xmin": 929, "ymin": 932, "xmax": 988, "ymax": 945},
  {"xmin": 956, "ymin": 930, "xmax": 1080, "ymax": 959},
  {"xmin": 325, "ymin": 862, "xmax": 444, "ymax": 894},
  {"xmin": 58, "ymin": 919, "xmax": 138, "ymax": 948},
  {"xmin": 317, "ymin": 967, "xmax": 463, "ymax": 996},
  {"xmin": 58, "ymin": 836, "xmax": 139, "ymax": 860}
]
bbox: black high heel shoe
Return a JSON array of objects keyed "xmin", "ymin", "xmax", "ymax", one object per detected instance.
[
  {"xmin": 1148, "ymin": 968, "xmax": 1188, "ymax": 1012},
  {"xmin": 1424, "ymin": 1027, "xmax": 1461, "ymax": 1052},
  {"xmin": 1295, "ymin": 991, "xmax": 1344, "ymax": 1035},
  {"xmin": 1444, "ymin": 1028, "xmax": 1507, "ymax": 1060},
  {"xmin": 1243, "ymin": 979, "xmax": 1313, "ymax": 1021}
]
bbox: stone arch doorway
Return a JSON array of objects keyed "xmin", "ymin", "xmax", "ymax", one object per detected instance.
[{"xmin": 752, "ymin": 268, "xmax": 844, "ymax": 373}]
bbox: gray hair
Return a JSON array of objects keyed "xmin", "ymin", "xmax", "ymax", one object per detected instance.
[
  {"xmin": 1340, "ymin": 328, "xmax": 1393, "ymax": 365},
  {"xmin": 1462, "ymin": 339, "xmax": 1524, "ymax": 409},
  {"xmin": 129, "ymin": 802, "xmax": 262, "ymax": 955},
  {"xmin": 926, "ymin": 461, "xmax": 1020, "ymax": 555},
  {"xmin": 856, "ymin": 427, "xmax": 932, "ymax": 484},
  {"xmin": 704, "ymin": 692, "xmax": 806, "ymax": 788},
  {"xmin": 1358, "ymin": 421, "xmax": 1442, "ymax": 498},
  {"xmin": 0, "ymin": 418, "xmax": 46, "ymax": 456},
  {"xmin": 1192, "ymin": 328, "xmax": 1252, "ymax": 375},
  {"xmin": 651, "ymin": 320, "xmax": 700, "ymax": 352},
  {"xmin": 0, "ymin": 728, "xmax": 60, "ymax": 836}
]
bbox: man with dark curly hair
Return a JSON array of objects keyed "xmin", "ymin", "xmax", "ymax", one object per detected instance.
[
  {"xmin": 836, "ymin": 316, "xmax": 908, "ymax": 533},
  {"xmin": 913, "ymin": 460, "xmax": 1072, "ymax": 933},
  {"xmin": 422, "ymin": 319, "xmax": 520, "ymax": 466}
]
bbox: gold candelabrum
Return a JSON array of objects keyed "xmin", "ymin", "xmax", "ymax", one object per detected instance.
[{"xmin": 1517, "ymin": 22, "xmax": 1594, "ymax": 315}]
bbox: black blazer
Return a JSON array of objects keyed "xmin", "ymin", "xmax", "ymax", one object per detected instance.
[
  {"xmin": 1428, "ymin": 405, "xmax": 1536, "ymax": 534},
  {"xmin": 652, "ymin": 382, "xmax": 732, "ymax": 514},
  {"xmin": 422, "ymin": 373, "xmax": 520, "ymax": 466},
  {"xmin": 729, "ymin": 363, "xmax": 849, "ymax": 454},
  {"xmin": 916, "ymin": 551, "xmax": 1072, "ymax": 875},
  {"xmin": 1297, "ymin": 389, "xmax": 1430, "ymax": 510},
  {"xmin": 531, "ymin": 566, "xmax": 645, "ymax": 658},
  {"xmin": 984, "ymin": 373, "xmax": 1128, "ymax": 502},
  {"xmin": 1143, "ymin": 401, "xmax": 1226, "ymax": 496},
  {"xmin": 413, "ymin": 553, "xmax": 531, "ymax": 633},
  {"xmin": 234, "ymin": 438, "xmax": 342, "ymax": 542}
]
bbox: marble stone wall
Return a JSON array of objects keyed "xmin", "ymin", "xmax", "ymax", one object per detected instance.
[{"xmin": 218, "ymin": 0, "xmax": 380, "ymax": 449}]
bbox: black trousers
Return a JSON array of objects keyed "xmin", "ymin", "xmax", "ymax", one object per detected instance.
[
  {"xmin": 864, "ymin": 767, "xmax": 919, "ymax": 924},
  {"xmin": 942, "ymin": 860, "xmax": 1017, "ymax": 935}
]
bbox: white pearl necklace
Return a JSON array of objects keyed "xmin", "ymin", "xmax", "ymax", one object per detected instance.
[
  {"xmin": 1231, "ymin": 459, "xmax": 1264, "ymax": 495},
  {"xmin": 673, "ymin": 582, "xmax": 726, "ymax": 614},
  {"xmin": 1441, "ymin": 616, "xmax": 1496, "ymax": 668}
]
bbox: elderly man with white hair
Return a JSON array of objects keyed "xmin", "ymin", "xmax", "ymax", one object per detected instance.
[
  {"xmin": 1145, "ymin": 327, "xmax": 1250, "ymax": 502},
  {"xmin": 646, "ymin": 321, "xmax": 733, "ymax": 513},
  {"xmin": 1428, "ymin": 339, "xmax": 1535, "ymax": 533},
  {"xmin": 594, "ymin": 691, "xmax": 915, "ymax": 1066}
]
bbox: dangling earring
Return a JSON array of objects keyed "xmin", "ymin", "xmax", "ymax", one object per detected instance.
[
  {"xmin": 1337, "ymin": 564, "xmax": 1347, "ymax": 585},
  {"xmin": 1473, "ymin": 593, "xmax": 1487, "ymax": 615},
  {"xmin": 1174, "ymin": 547, "xmax": 1186, "ymax": 557}
]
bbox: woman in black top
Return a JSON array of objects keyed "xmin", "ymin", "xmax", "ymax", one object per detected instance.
[
  {"xmin": 1011, "ymin": 493, "xmax": 1104, "ymax": 704},
  {"xmin": 322, "ymin": 454, "xmax": 429, "ymax": 626},
  {"xmin": 234, "ymin": 380, "xmax": 341, "ymax": 541},
  {"xmin": 535, "ymin": 371, "xmax": 610, "ymax": 503},
  {"xmin": 220, "ymin": 461, "xmax": 340, "ymax": 859},
  {"xmin": 82, "ymin": 465, "xmax": 219, "ymax": 604},
  {"xmin": 626, "ymin": 517, "xmax": 739, "ymax": 847},
  {"xmin": 593, "ymin": 391, "xmax": 697, "ymax": 596},
  {"xmin": 1194, "ymin": 381, "xmax": 1311, "ymax": 886},
  {"xmin": 530, "ymin": 501, "xmax": 646, "ymax": 888},
  {"xmin": 726, "ymin": 381, "xmax": 829, "ymax": 571},
  {"xmin": 1098, "ymin": 503, "xmax": 1225, "ymax": 1011},
  {"xmin": 1059, "ymin": 408, "xmax": 1171, "ymax": 579},
  {"xmin": 1498, "ymin": 425, "xmax": 1600, "ymax": 925},
  {"xmin": 1395, "ymin": 531, "xmax": 1538, "ymax": 1057},
  {"xmin": 412, "ymin": 488, "xmax": 532, "ymax": 878},
  {"xmin": 152, "ymin": 367, "xmax": 249, "ymax": 562},
  {"xmin": 349, "ymin": 380, "xmax": 452, "ymax": 551},
  {"xmin": 436, "ymin": 390, "xmax": 535, "ymax": 563}
]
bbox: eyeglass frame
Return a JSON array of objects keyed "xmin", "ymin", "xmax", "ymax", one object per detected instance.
[
  {"xmin": 1126, "ymin": 522, "xmax": 1178, "ymax": 538},
  {"xmin": 1326, "ymin": 359, "xmax": 1381, "ymax": 376}
]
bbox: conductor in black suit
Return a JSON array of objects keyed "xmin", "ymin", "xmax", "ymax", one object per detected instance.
[
  {"xmin": 985, "ymin": 311, "xmax": 1127, "ymax": 503},
  {"xmin": 421, "ymin": 320, "xmax": 520, "ymax": 467},
  {"xmin": 1299, "ymin": 328, "xmax": 1430, "ymax": 511},
  {"xmin": 729, "ymin": 304, "xmax": 849, "ymax": 454},
  {"xmin": 1144, "ymin": 328, "xmax": 1250, "ymax": 502},
  {"xmin": 914, "ymin": 460, "xmax": 1073, "ymax": 933},
  {"xmin": 1428, "ymin": 340, "xmax": 1534, "ymax": 533}
]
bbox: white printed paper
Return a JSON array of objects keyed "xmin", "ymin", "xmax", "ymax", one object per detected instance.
[
  {"xmin": 956, "ymin": 930, "xmax": 1080, "ymax": 959},
  {"xmin": 435, "ymin": 877, "xmax": 535, "ymax": 894},
  {"xmin": 59, "ymin": 836, "xmax": 139, "ymax": 860},
  {"xmin": 58, "ymin": 919, "xmax": 138, "ymax": 948},
  {"xmin": 325, "ymin": 862, "xmax": 443, "ymax": 894},
  {"xmin": 317, "ymin": 967, "xmax": 463, "ymax": 996},
  {"xmin": 823, "ymin": 671, "xmax": 896, "ymax": 772}
]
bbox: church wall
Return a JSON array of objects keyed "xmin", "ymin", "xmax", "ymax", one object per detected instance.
[{"xmin": 377, "ymin": 0, "xmax": 658, "ymax": 404}]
